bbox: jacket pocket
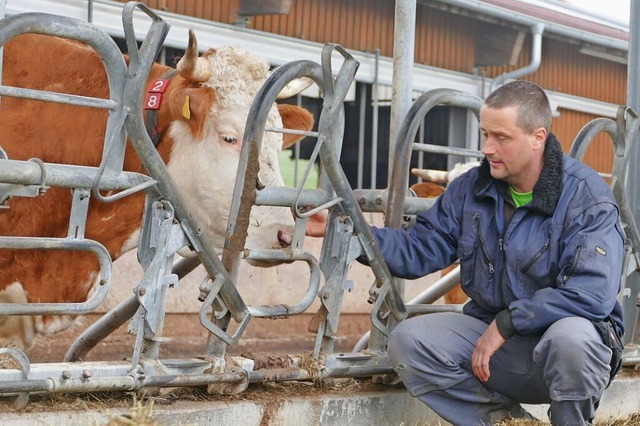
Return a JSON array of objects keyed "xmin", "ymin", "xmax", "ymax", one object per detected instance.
[
  {"xmin": 458, "ymin": 214, "xmax": 495, "ymax": 300},
  {"xmin": 516, "ymin": 229, "xmax": 558, "ymax": 296}
]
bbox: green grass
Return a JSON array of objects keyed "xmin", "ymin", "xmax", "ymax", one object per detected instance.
[{"xmin": 279, "ymin": 150, "xmax": 319, "ymax": 189}]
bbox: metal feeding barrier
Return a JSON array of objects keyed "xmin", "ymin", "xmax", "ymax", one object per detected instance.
[{"xmin": 0, "ymin": 1, "xmax": 638, "ymax": 409}]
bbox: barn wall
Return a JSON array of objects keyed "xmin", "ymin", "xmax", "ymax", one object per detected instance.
[{"xmin": 119, "ymin": 0, "xmax": 625, "ymax": 173}]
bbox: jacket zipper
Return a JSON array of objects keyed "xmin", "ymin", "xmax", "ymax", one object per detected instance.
[
  {"xmin": 473, "ymin": 214, "xmax": 495, "ymax": 274},
  {"xmin": 521, "ymin": 237, "xmax": 551, "ymax": 273},
  {"xmin": 563, "ymin": 245, "xmax": 581, "ymax": 284}
]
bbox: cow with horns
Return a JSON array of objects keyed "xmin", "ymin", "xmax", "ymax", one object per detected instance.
[{"xmin": 0, "ymin": 29, "xmax": 314, "ymax": 350}]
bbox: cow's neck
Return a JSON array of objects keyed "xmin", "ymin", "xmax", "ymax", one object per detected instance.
[{"xmin": 144, "ymin": 68, "xmax": 179, "ymax": 148}]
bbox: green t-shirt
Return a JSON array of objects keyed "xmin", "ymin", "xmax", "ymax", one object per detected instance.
[{"xmin": 509, "ymin": 185, "xmax": 533, "ymax": 208}]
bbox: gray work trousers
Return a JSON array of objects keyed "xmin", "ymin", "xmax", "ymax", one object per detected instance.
[{"xmin": 387, "ymin": 312, "xmax": 612, "ymax": 426}]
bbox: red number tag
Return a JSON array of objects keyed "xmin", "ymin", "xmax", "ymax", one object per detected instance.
[
  {"xmin": 149, "ymin": 79, "xmax": 170, "ymax": 93},
  {"xmin": 144, "ymin": 79, "xmax": 171, "ymax": 110},
  {"xmin": 144, "ymin": 93, "xmax": 162, "ymax": 110}
]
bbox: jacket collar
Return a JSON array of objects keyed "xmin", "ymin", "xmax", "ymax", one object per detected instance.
[{"xmin": 474, "ymin": 132, "xmax": 564, "ymax": 216}]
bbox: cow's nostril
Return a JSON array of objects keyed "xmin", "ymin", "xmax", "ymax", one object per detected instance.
[{"xmin": 277, "ymin": 230, "xmax": 292, "ymax": 248}]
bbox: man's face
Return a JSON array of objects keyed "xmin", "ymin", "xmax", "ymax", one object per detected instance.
[{"xmin": 479, "ymin": 105, "xmax": 545, "ymax": 192}]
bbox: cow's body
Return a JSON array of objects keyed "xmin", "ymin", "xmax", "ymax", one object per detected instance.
[{"xmin": 0, "ymin": 32, "xmax": 313, "ymax": 349}]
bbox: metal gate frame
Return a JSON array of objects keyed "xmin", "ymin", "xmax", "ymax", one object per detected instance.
[{"xmin": 0, "ymin": 1, "xmax": 637, "ymax": 409}]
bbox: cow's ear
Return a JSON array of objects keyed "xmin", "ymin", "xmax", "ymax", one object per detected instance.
[
  {"xmin": 168, "ymin": 86, "xmax": 215, "ymax": 140},
  {"xmin": 277, "ymin": 104, "xmax": 314, "ymax": 149}
]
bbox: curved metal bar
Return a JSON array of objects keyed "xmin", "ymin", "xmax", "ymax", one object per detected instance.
[
  {"xmin": 222, "ymin": 59, "xmax": 324, "ymax": 276},
  {"xmin": 568, "ymin": 117, "xmax": 617, "ymax": 161},
  {"xmin": 353, "ymin": 266, "xmax": 462, "ymax": 352},
  {"xmin": 64, "ymin": 256, "xmax": 202, "ymax": 362},
  {"xmin": 0, "ymin": 237, "xmax": 111, "ymax": 315},
  {"xmin": 63, "ymin": 295, "xmax": 139, "ymax": 363},
  {"xmin": 385, "ymin": 88, "xmax": 483, "ymax": 229},
  {"xmin": 0, "ymin": 348, "xmax": 31, "ymax": 408},
  {"xmin": 0, "ymin": 13, "xmax": 127, "ymax": 106},
  {"xmin": 243, "ymin": 250, "xmax": 321, "ymax": 317},
  {"xmin": 0, "ymin": 159, "xmax": 153, "ymax": 190},
  {"xmin": 122, "ymin": 22, "xmax": 249, "ymax": 329}
]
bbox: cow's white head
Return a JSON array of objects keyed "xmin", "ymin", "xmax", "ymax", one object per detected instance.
[{"xmin": 165, "ymin": 30, "xmax": 314, "ymax": 264}]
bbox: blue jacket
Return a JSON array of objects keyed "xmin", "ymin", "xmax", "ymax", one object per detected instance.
[{"xmin": 372, "ymin": 134, "xmax": 625, "ymax": 337}]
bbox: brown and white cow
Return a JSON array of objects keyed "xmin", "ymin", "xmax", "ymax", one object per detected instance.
[{"xmin": 0, "ymin": 30, "xmax": 314, "ymax": 349}]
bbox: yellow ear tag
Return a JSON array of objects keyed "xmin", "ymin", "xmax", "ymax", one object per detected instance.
[{"xmin": 182, "ymin": 95, "xmax": 191, "ymax": 120}]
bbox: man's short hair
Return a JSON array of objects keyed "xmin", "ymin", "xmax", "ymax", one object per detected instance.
[{"xmin": 484, "ymin": 80, "xmax": 552, "ymax": 134}]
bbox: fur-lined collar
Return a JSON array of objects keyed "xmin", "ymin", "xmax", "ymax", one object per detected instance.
[{"xmin": 474, "ymin": 133, "xmax": 564, "ymax": 216}]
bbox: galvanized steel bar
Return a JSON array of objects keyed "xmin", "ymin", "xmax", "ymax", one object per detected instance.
[
  {"xmin": 0, "ymin": 13, "xmax": 128, "ymax": 178},
  {"xmin": 371, "ymin": 48, "xmax": 380, "ymax": 189},
  {"xmin": 0, "ymin": 159, "xmax": 153, "ymax": 190},
  {"xmin": 243, "ymin": 250, "xmax": 321, "ymax": 317},
  {"xmin": 567, "ymin": 118, "xmax": 617, "ymax": 160},
  {"xmin": 64, "ymin": 295, "xmax": 139, "ymax": 362},
  {"xmin": 388, "ymin": 0, "xmax": 416, "ymax": 182},
  {"xmin": 629, "ymin": 1, "xmax": 640, "ymax": 112},
  {"xmin": 624, "ymin": 0, "xmax": 640, "ymax": 349},
  {"xmin": 64, "ymin": 255, "xmax": 204, "ymax": 362},
  {"xmin": 411, "ymin": 143, "xmax": 486, "ymax": 159},
  {"xmin": 143, "ymin": 371, "xmax": 247, "ymax": 388},
  {"xmin": 120, "ymin": 10, "xmax": 250, "ymax": 330},
  {"xmin": 385, "ymin": 89, "xmax": 482, "ymax": 229},
  {"xmin": 0, "ymin": 86, "xmax": 118, "ymax": 109},
  {"xmin": 311, "ymin": 45, "xmax": 407, "ymax": 323},
  {"xmin": 0, "ymin": 237, "xmax": 111, "ymax": 315}
]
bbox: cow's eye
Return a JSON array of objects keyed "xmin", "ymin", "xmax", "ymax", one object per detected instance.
[{"xmin": 221, "ymin": 135, "xmax": 237, "ymax": 144}]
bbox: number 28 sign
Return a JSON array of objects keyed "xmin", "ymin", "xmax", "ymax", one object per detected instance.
[{"xmin": 144, "ymin": 79, "xmax": 171, "ymax": 110}]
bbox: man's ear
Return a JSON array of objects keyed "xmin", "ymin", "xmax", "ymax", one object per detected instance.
[{"xmin": 533, "ymin": 127, "xmax": 547, "ymax": 150}]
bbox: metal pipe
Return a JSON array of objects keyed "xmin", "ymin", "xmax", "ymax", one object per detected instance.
[
  {"xmin": 64, "ymin": 295, "xmax": 139, "ymax": 362},
  {"xmin": 352, "ymin": 266, "xmax": 462, "ymax": 352},
  {"xmin": 628, "ymin": 1, "xmax": 640, "ymax": 111},
  {"xmin": 143, "ymin": 372, "xmax": 247, "ymax": 388},
  {"xmin": 64, "ymin": 256, "xmax": 203, "ymax": 362},
  {"xmin": 357, "ymin": 83, "xmax": 366, "ymax": 189},
  {"xmin": 385, "ymin": 89, "xmax": 483, "ymax": 228},
  {"xmin": 243, "ymin": 250, "xmax": 321, "ymax": 317},
  {"xmin": 412, "ymin": 143, "xmax": 485, "ymax": 158},
  {"xmin": 87, "ymin": 0, "xmax": 93, "ymax": 23},
  {"xmin": 435, "ymin": 0, "xmax": 627, "ymax": 52},
  {"xmin": 0, "ymin": 0, "xmax": 4, "ymax": 106},
  {"xmin": 0, "ymin": 159, "xmax": 152, "ymax": 191},
  {"xmin": 490, "ymin": 23, "xmax": 544, "ymax": 93},
  {"xmin": 388, "ymin": 0, "xmax": 416, "ymax": 185},
  {"xmin": 624, "ymin": 1, "xmax": 640, "ymax": 347},
  {"xmin": 371, "ymin": 48, "xmax": 380, "ymax": 189}
]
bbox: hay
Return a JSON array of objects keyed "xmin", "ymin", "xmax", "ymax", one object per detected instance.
[
  {"xmin": 497, "ymin": 413, "xmax": 640, "ymax": 426},
  {"xmin": 104, "ymin": 396, "xmax": 158, "ymax": 426}
]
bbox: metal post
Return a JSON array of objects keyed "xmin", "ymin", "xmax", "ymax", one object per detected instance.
[
  {"xmin": 0, "ymin": 0, "xmax": 5, "ymax": 105},
  {"xmin": 624, "ymin": 0, "xmax": 640, "ymax": 345},
  {"xmin": 371, "ymin": 48, "xmax": 380, "ymax": 188},
  {"xmin": 628, "ymin": 2, "xmax": 639, "ymax": 112},
  {"xmin": 387, "ymin": 0, "xmax": 416, "ymax": 186},
  {"xmin": 357, "ymin": 83, "xmax": 366, "ymax": 189},
  {"xmin": 88, "ymin": 0, "xmax": 93, "ymax": 23}
]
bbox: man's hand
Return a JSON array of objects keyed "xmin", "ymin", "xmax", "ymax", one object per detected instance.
[{"xmin": 472, "ymin": 320, "xmax": 506, "ymax": 382}]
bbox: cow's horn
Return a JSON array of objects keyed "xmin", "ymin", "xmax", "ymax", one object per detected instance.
[
  {"xmin": 177, "ymin": 29, "xmax": 212, "ymax": 83},
  {"xmin": 277, "ymin": 77, "xmax": 314, "ymax": 99},
  {"xmin": 411, "ymin": 168, "xmax": 450, "ymax": 183}
]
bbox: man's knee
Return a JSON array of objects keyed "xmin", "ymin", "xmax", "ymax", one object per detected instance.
[
  {"xmin": 388, "ymin": 317, "xmax": 421, "ymax": 365},
  {"xmin": 535, "ymin": 317, "xmax": 607, "ymax": 366},
  {"xmin": 534, "ymin": 317, "xmax": 610, "ymax": 400}
]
